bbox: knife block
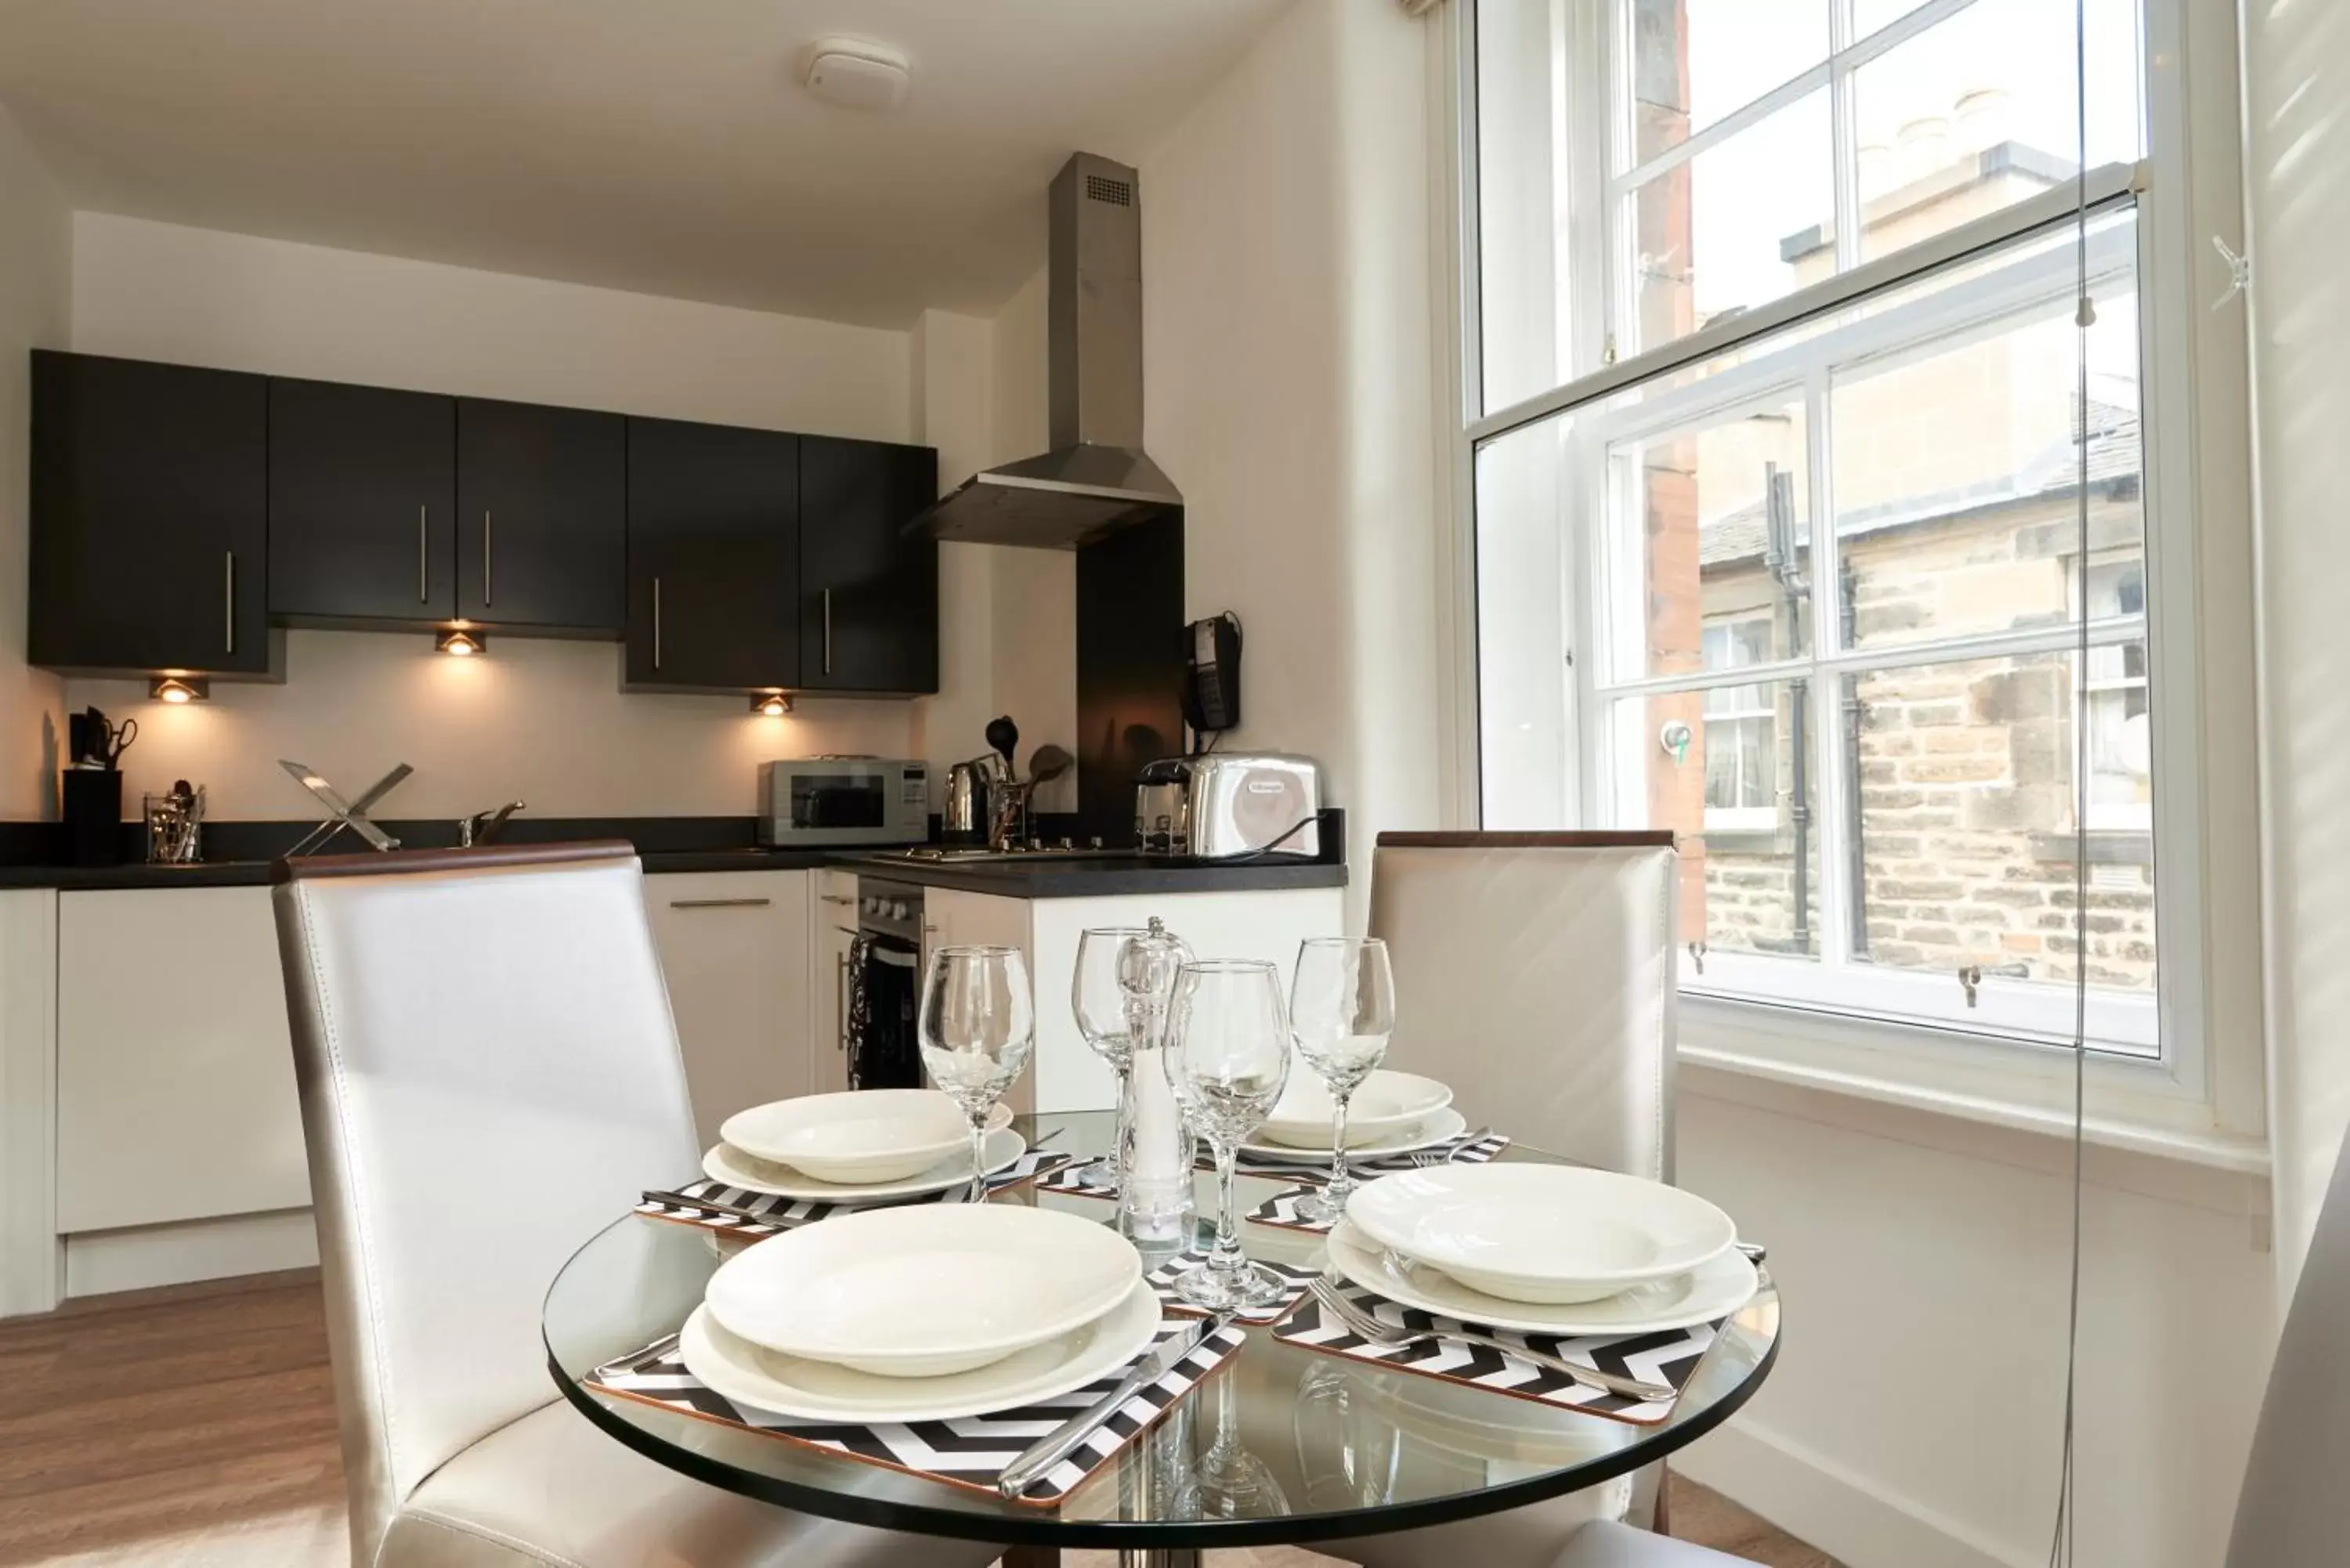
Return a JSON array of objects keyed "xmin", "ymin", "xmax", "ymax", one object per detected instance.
[{"xmin": 61, "ymin": 768, "xmax": 123, "ymax": 867}]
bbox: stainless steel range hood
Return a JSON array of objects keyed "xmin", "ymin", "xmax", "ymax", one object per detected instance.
[{"xmin": 913, "ymin": 152, "xmax": 1180, "ymax": 551}]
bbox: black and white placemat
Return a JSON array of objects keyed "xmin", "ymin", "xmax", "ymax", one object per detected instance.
[
  {"xmin": 1273, "ymin": 1279, "xmax": 1722, "ymax": 1425},
  {"xmin": 1034, "ymin": 1157, "xmax": 1114, "ymax": 1200},
  {"xmin": 1219, "ymin": 1130, "xmax": 1512, "ymax": 1188},
  {"xmin": 635, "ymin": 1149, "xmax": 1078, "ymax": 1237},
  {"xmin": 1243, "ymin": 1185, "xmax": 1343, "ymax": 1234},
  {"xmin": 587, "ymin": 1313, "xmax": 1246, "ymax": 1508},
  {"xmin": 1144, "ymin": 1250, "xmax": 1320, "ymax": 1326}
]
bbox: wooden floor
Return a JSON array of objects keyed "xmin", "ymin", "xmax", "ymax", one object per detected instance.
[{"xmin": 0, "ymin": 1272, "xmax": 1838, "ymax": 1568}]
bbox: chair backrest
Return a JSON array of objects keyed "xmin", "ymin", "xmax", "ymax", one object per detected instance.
[
  {"xmin": 272, "ymin": 843, "xmax": 697, "ymax": 1565},
  {"xmin": 2227, "ymin": 1127, "xmax": 2350, "ymax": 1567},
  {"xmin": 1368, "ymin": 831, "xmax": 1678, "ymax": 1180}
]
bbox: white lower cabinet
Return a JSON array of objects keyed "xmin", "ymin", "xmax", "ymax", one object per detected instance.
[
  {"xmin": 645, "ymin": 870, "xmax": 815, "ymax": 1149},
  {"xmin": 56, "ymin": 887, "xmax": 309, "ymax": 1234}
]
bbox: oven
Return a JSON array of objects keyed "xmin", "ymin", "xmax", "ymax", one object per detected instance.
[{"xmin": 844, "ymin": 877, "xmax": 925, "ymax": 1091}]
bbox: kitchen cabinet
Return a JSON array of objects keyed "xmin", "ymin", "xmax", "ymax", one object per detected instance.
[
  {"xmin": 28, "ymin": 352, "xmax": 272, "ymax": 676},
  {"xmin": 645, "ymin": 870, "xmax": 814, "ymax": 1147},
  {"xmin": 924, "ymin": 888, "xmax": 1037, "ymax": 1117},
  {"xmin": 812, "ymin": 870, "xmax": 859, "ymax": 1096},
  {"xmin": 797, "ymin": 435, "xmax": 939, "ymax": 694},
  {"xmin": 269, "ymin": 376, "xmax": 457, "ymax": 623},
  {"xmin": 456, "ymin": 398, "xmax": 626, "ymax": 632},
  {"xmin": 625, "ymin": 417, "xmax": 801, "ymax": 691},
  {"xmin": 55, "ymin": 888, "xmax": 309, "ymax": 1233}
]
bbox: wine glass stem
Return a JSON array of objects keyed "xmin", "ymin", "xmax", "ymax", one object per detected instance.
[
  {"xmin": 1328, "ymin": 1089, "xmax": 1354, "ymax": 1206},
  {"xmin": 1108, "ymin": 1063, "xmax": 1131, "ymax": 1187},
  {"xmin": 966, "ymin": 1112, "xmax": 989, "ymax": 1204},
  {"xmin": 1209, "ymin": 1140, "xmax": 1244, "ymax": 1275}
]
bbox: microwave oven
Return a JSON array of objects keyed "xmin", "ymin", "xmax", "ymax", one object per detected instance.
[{"xmin": 757, "ymin": 758, "xmax": 930, "ymax": 847}]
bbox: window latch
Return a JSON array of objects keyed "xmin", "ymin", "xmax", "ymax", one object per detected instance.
[
  {"xmin": 1957, "ymin": 963, "xmax": 2030, "ymax": 1007},
  {"xmin": 2211, "ymin": 235, "xmax": 2251, "ymax": 312},
  {"xmin": 1687, "ymin": 941, "xmax": 1708, "ymax": 977}
]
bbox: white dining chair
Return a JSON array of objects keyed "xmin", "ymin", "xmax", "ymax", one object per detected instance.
[
  {"xmin": 273, "ymin": 842, "xmax": 996, "ymax": 1568},
  {"xmin": 1329, "ymin": 829, "xmax": 1682, "ymax": 1568}
]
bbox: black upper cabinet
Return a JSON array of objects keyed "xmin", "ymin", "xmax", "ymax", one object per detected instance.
[
  {"xmin": 798, "ymin": 436, "xmax": 939, "ymax": 695},
  {"xmin": 625, "ymin": 417, "xmax": 801, "ymax": 691},
  {"xmin": 269, "ymin": 378, "xmax": 456, "ymax": 623},
  {"xmin": 457, "ymin": 399, "xmax": 626, "ymax": 633},
  {"xmin": 29, "ymin": 352, "xmax": 272, "ymax": 676}
]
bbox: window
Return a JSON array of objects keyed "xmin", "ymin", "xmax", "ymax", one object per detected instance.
[{"xmin": 1459, "ymin": 0, "xmax": 2204, "ymax": 1063}]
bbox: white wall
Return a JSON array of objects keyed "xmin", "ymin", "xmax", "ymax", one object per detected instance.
[
  {"xmin": 1142, "ymin": 0, "xmax": 1444, "ymax": 901},
  {"xmin": 60, "ymin": 213, "xmax": 926, "ymax": 819},
  {"xmin": 0, "ymin": 105, "xmax": 70, "ymax": 820},
  {"xmin": 2240, "ymin": 0, "xmax": 2350, "ymax": 1291}
]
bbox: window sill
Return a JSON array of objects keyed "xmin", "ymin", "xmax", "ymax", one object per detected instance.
[{"xmin": 1678, "ymin": 994, "xmax": 2269, "ymax": 1181}]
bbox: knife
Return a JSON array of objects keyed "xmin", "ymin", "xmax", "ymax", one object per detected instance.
[{"xmin": 995, "ymin": 1312, "xmax": 1234, "ymax": 1498}]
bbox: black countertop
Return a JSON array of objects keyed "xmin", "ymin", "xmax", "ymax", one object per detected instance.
[{"xmin": 0, "ymin": 818, "xmax": 1346, "ymax": 897}]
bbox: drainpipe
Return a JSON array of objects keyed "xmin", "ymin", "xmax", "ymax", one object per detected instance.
[
  {"xmin": 1764, "ymin": 467, "xmax": 1813, "ymax": 953},
  {"xmin": 1841, "ymin": 554, "xmax": 1868, "ymax": 958}
]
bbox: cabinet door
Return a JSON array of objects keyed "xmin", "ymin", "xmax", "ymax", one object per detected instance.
[
  {"xmin": 456, "ymin": 398, "xmax": 626, "ymax": 631},
  {"xmin": 798, "ymin": 435, "xmax": 939, "ymax": 694},
  {"xmin": 924, "ymin": 888, "xmax": 1036, "ymax": 1116},
  {"xmin": 626, "ymin": 417, "xmax": 799, "ymax": 689},
  {"xmin": 269, "ymin": 377, "xmax": 456, "ymax": 622},
  {"xmin": 29, "ymin": 352, "xmax": 270, "ymax": 674},
  {"xmin": 56, "ymin": 888, "xmax": 309, "ymax": 1232},
  {"xmin": 645, "ymin": 871, "xmax": 813, "ymax": 1147},
  {"xmin": 812, "ymin": 871, "xmax": 858, "ymax": 1097}
]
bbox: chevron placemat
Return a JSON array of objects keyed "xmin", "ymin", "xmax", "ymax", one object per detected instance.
[
  {"xmin": 1273, "ymin": 1279, "xmax": 1723, "ymax": 1425},
  {"xmin": 1034, "ymin": 1157, "xmax": 1115, "ymax": 1199},
  {"xmin": 587, "ymin": 1313, "xmax": 1246, "ymax": 1508},
  {"xmin": 1145, "ymin": 1250, "xmax": 1321, "ymax": 1325},
  {"xmin": 1218, "ymin": 1130, "xmax": 1512, "ymax": 1187},
  {"xmin": 1242, "ymin": 1185, "xmax": 1339, "ymax": 1234},
  {"xmin": 634, "ymin": 1149, "xmax": 1078, "ymax": 1237}
]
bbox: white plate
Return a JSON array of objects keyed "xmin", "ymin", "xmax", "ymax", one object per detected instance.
[
  {"xmin": 1239, "ymin": 1106, "xmax": 1469, "ymax": 1162},
  {"xmin": 1326, "ymin": 1218, "xmax": 1758, "ymax": 1336},
  {"xmin": 1346, "ymin": 1165, "xmax": 1737, "ymax": 1304},
  {"xmin": 703, "ymin": 1123, "xmax": 1024, "ymax": 1202},
  {"xmin": 720, "ymin": 1089, "xmax": 981, "ymax": 1183},
  {"xmin": 1260, "ymin": 1070, "xmax": 1454, "ymax": 1149},
  {"xmin": 681, "ymin": 1275, "xmax": 1162, "ymax": 1423},
  {"xmin": 703, "ymin": 1201, "xmax": 1143, "ymax": 1377}
]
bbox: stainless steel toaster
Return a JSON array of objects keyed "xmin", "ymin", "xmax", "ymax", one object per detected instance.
[{"xmin": 1182, "ymin": 753, "xmax": 1322, "ymax": 859}]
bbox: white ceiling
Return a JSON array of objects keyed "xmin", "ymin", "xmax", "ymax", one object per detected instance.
[{"xmin": 0, "ymin": 0, "xmax": 1289, "ymax": 327}]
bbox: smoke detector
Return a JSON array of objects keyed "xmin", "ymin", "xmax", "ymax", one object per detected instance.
[{"xmin": 804, "ymin": 38, "xmax": 910, "ymax": 112}]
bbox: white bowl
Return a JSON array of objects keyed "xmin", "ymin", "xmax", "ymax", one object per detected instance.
[
  {"xmin": 719, "ymin": 1089, "xmax": 970, "ymax": 1183},
  {"xmin": 1345, "ymin": 1164, "xmax": 1737, "ymax": 1305},
  {"xmin": 1258, "ymin": 1069, "xmax": 1453, "ymax": 1149},
  {"xmin": 702, "ymin": 1201, "xmax": 1142, "ymax": 1378}
]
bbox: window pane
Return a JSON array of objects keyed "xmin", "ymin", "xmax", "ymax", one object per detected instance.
[
  {"xmin": 1852, "ymin": 0, "xmax": 1932, "ymax": 38},
  {"xmin": 1850, "ymin": 649, "xmax": 2157, "ymax": 995},
  {"xmin": 1833, "ymin": 257, "xmax": 2142, "ymax": 651},
  {"xmin": 1852, "ymin": 0, "xmax": 2144, "ymax": 263},
  {"xmin": 1611, "ymin": 681, "xmax": 1820, "ymax": 960},
  {"xmin": 1630, "ymin": 91, "xmax": 1832, "ymax": 352},
  {"xmin": 1475, "ymin": 0, "xmax": 1574, "ymax": 411},
  {"xmin": 1476, "ymin": 414, "xmax": 1578, "ymax": 829},
  {"xmin": 1629, "ymin": 0, "xmax": 1831, "ymax": 166},
  {"xmin": 1606, "ymin": 395, "xmax": 1810, "ymax": 681}
]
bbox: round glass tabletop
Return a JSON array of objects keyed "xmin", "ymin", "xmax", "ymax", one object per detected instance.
[{"xmin": 542, "ymin": 1111, "xmax": 1780, "ymax": 1552}]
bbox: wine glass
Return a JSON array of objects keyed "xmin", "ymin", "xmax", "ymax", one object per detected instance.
[
  {"xmin": 917, "ymin": 945, "xmax": 1036, "ymax": 1203},
  {"xmin": 1165, "ymin": 959, "xmax": 1291, "ymax": 1309},
  {"xmin": 1289, "ymin": 938, "xmax": 1397, "ymax": 1224},
  {"xmin": 1072, "ymin": 927, "xmax": 1153, "ymax": 1192}
]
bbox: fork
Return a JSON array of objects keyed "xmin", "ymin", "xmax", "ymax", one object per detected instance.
[
  {"xmin": 1307, "ymin": 1277, "xmax": 1676, "ymax": 1403},
  {"xmin": 1406, "ymin": 1126, "xmax": 1493, "ymax": 1168}
]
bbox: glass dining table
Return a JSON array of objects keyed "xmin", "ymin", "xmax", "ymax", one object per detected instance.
[{"xmin": 541, "ymin": 1111, "xmax": 1781, "ymax": 1565}]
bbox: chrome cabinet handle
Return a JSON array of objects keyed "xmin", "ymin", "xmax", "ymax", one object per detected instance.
[
  {"xmin": 652, "ymin": 576, "xmax": 662, "ymax": 670},
  {"xmin": 822, "ymin": 588, "xmax": 833, "ymax": 675},
  {"xmin": 667, "ymin": 896, "xmax": 772, "ymax": 909},
  {"xmin": 483, "ymin": 511, "xmax": 492, "ymax": 606},
  {"xmin": 819, "ymin": 892, "xmax": 854, "ymax": 905},
  {"xmin": 223, "ymin": 551, "xmax": 235, "ymax": 655},
  {"xmin": 418, "ymin": 505, "xmax": 428, "ymax": 603}
]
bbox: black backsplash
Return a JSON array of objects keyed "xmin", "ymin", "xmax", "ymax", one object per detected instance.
[{"xmin": 1075, "ymin": 512, "xmax": 1185, "ymax": 846}]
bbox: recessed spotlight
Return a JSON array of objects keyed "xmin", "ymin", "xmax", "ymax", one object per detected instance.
[
  {"xmin": 804, "ymin": 38, "xmax": 910, "ymax": 112},
  {"xmin": 150, "ymin": 675, "xmax": 210, "ymax": 704},
  {"xmin": 750, "ymin": 692, "xmax": 794, "ymax": 717},
  {"xmin": 436, "ymin": 629, "xmax": 486, "ymax": 657}
]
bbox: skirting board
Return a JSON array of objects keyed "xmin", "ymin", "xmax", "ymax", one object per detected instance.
[
  {"xmin": 64, "ymin": 1208, "xmax": 319, "ymax": 1299},
  {"xmin": 1673, "ymin": 1416, "xmax": 2029, "ymax": 1568}
]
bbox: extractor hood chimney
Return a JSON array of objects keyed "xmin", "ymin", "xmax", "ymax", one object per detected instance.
[{"xmin": 913, "ymin": 151, "xmax": 1181, "ymax": 550}]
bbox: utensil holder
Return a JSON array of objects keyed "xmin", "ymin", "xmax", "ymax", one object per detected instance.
[
  {"xmin": 61, "ymin": 769, "xmax": 123, "ymax": 867},
  {"xmin": 144, "ymin": 790, "xmax": 205, "ymax": 865}
]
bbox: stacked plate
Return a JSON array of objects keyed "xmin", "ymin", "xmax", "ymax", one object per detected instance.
[
  {"xmin": 679, "ymin": 1202, "xmax": 1156, "ymax": 1422},
  {"xmin": 1326, "ymin": 1165, "xmax": 1757, "ymax": 1337},
  {"xmin": 1246, "ymin": 1069, "xmax": 1462, "ymax": 1159},
  {"xmin": 705, "ymin": 1089, "xmax": 1020, "ymax": 1202}
]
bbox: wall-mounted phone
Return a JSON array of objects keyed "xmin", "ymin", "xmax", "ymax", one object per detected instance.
[{"xmin": 1182, "ymin": 612, "xmax": 1242, "ymax": 742}]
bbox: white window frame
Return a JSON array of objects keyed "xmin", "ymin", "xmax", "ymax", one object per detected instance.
[
  {"xmin": 1438, "ymin": 0, "xmax": 2264, "ymax": 1143},
  {"xmin": 1698, "ymin": 616, "xmax": 1781, "ymax": 833}
]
